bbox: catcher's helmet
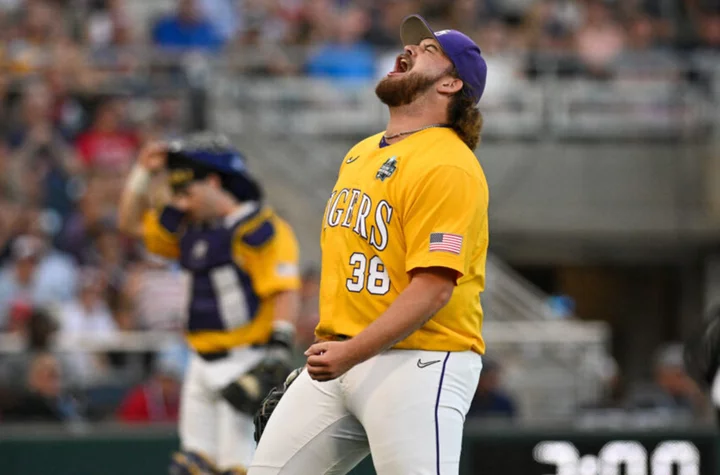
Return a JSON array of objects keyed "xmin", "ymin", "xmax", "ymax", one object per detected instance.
[{"xmin": 166, "ymin": 132, "xmax": 262, "ymax": 202}]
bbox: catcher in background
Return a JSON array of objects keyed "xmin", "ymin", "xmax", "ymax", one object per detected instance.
[
  {"xmin": 251, "ymin": 14, "xmax": 488, "ymax": 475},
  {"xmin": 118, "ymin": 134, "xmax": 301, "ymax": 475}
]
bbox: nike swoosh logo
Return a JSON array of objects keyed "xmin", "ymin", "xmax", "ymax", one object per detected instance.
[
  {"xmin": 417, "ymin": 359, "xmax": 441, "ymax": 369},
  {"xmin": 345, "ymin": 155, "xmax": 359, "ymax": 164}
]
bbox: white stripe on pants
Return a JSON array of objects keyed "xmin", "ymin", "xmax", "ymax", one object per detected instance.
[{"xmin": 249, "ymin": 349, "xmax": 482, "ymax": 475}]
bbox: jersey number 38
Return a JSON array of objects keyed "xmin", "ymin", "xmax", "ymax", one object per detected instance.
[{"xmin": 346, "ymin": 252, "xmax": 390, "ymax": 295}]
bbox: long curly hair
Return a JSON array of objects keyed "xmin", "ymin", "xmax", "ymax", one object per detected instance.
[{"xmin": 447, "ymin": 68, "xmax": 484, "ymax": 150}]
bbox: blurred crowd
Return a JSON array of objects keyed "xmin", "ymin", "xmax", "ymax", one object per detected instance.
[
  {"xmin": 0, "ymin": 0, "xmax": 717, "ymax": 425},
  {"xmin": 0, "ymin": 0, "xmax": 717, "ymax": 83}
]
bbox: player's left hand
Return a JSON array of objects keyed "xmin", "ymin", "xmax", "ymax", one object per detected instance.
[{"xmin": 304, "ymin": 341, "xmax": 360, "ymax": 381}]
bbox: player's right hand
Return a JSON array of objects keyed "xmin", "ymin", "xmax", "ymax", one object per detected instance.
[{"xmin": 137, "ymin": 142, "xmax": 168, "ymax": 173}]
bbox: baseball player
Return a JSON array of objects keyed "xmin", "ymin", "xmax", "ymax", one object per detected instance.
[
  {"xmin": 118, "ymin": 134, "xmax": 301, "ymax": 475},
  {"xmin": 250, "ymin": 14, "xmax": 488, "ymax": 475}
]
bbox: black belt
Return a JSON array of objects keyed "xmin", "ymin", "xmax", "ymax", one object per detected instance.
[{"xmin": 197, "ymin": 350, "xmax": 230, "ymax": 362}]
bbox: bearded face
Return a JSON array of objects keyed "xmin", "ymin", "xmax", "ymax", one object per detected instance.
[{"xmin": 375, "ymin": 52, "xmax": 450, "ymax": 107}]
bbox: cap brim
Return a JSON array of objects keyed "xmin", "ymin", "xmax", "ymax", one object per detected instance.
[{"xmin": 400, "ymin": 14, "xmax": 438, "ymax": 47}]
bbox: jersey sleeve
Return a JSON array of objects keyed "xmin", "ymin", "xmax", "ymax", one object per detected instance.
[
  {"xmin": 233, "ymin": 216, "xmax": 301, "ymax": 298},
  {"xmin": 402, "ymin": 165, "xmax": 487, "ymax": 281},
  {"xmin": 141, "ymin": 207, "xmax": 182, "ymax": 260}
]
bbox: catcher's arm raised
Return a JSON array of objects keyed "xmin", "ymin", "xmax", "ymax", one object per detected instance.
[{"xmin": 118, "ymin": 142, "xmax": 169, "ymax": 238}]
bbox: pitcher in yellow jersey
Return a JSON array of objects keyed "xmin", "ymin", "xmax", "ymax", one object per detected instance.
[
  {"xmin": 117, "ymin": 134, "xmax": 301, "ymax": 475},
  {"xmin": 250, "ymin": 14, "xmax": 489, "ymax": 475}
]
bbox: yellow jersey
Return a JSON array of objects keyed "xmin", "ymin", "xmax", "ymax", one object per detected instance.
[
  {"xmin": 142, "ymin": 204, "xmax": 301, "ymax": 353},
  {"xmin": 316, "ymin": 128, "xmax": 489, "ymax": 354}
]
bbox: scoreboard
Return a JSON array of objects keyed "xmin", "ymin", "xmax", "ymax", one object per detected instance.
[{"xmin": 462, "ymin": 427, "xmax": 717, "ymax": 475}]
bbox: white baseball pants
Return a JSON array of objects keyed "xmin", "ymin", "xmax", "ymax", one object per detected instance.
[
  {"xmin": 248, "ymin": 349, "xmax": 483, "ymax": 475},
  {"xmin": 180, "ymin": 347, "xmax": 265, "ymax": 471}
]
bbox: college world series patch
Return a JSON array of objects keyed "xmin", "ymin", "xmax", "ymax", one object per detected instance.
[{"xmin": 376, "ymin": 156, "xmax": 397, "ymax": 181}]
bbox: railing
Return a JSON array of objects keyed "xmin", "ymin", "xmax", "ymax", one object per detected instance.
[
  {"xmin": 0, "ymin": 322, "xmax": 605, "ymax": 353},
  {"xmin": 0, "ymin": 320, "xmax": 611, "ymax": 424},
  {"xmin": 203, "ymin": 49, "xmax": 720, "ymax": 141},
  {"xmin": 485, "ymin": 254, "xmax": 561, "ymax": 321}
]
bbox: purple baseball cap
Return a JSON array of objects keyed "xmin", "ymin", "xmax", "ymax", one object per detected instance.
[{"xmin": 400, "ymin": 14, "xmax": 487, "ymax": 104}]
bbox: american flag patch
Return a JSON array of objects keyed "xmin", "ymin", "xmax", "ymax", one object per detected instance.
[{"xmin": 429, "ymin": 233, "xmax": 463, "ymax": 254}]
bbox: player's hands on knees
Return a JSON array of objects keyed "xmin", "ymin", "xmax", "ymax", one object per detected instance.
[
  {"xmin": 304, "ymin": 341, "xmax": 359, "ymax": 381},
  {"xmin": 137, "ymin": 142, "xmax": 168, "ymax": 173}
]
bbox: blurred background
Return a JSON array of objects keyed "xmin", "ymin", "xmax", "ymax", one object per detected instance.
[{"xmin": 0, "ymin": 0, "xmax": 719, "ymax": 473}]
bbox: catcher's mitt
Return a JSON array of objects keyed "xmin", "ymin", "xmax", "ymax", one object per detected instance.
[
  {"xmin": 254, "ymin": 367, "xmax": 302, "ymax": 443},
  {"xmin": 220, "ymin": 325, "xmax": 296, "ymax": 415},
  {"xmin": 220, "ymin": 351, "xmax": 293, "ymax": 415},
  {"xmin": 684, "ymin": 309, "xmax": 720, "ymax": 389}
]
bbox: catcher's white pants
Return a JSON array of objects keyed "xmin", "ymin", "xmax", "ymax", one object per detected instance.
[
  {"xmin": 248, "ymin": 349, "xmax": 482, "ymax": 475},
  {"xmin": 180, "ymin": 347, "xmax": 265, "ymax": 471}
]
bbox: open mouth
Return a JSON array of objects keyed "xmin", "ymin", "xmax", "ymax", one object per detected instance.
[{"xmin": 389, "ymin": 54, "xmax": 411, "ymax": 76}]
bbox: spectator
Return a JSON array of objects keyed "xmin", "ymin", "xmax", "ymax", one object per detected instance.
[
  {"xmin": 6, "ymin": 79, "xmax": 57, "ymax": 145},
  {"xmin": 297, "ymin": 0, "xmax": 337, "ymax": 45},
  {"xmin": 84, "ymin": 0, "xmax": 133, "ymax": 49},
  {"xmin": 5, "ymin": 80, "xmax": 80, "ymax": 216},
  {"xmin": 2, "ymin": 352, "xmax": 83, "ymax": 422},
  {"xmin": 5, "ymin": 0, "xmax": 60, "ymax": 75},
  {"xmin": 364, "ymin": 0, "xmax": 418, "ymax": 48},
  {"xmin": 697, "ymin": 13, "xmax": 720, "ymax": 51},
  {"xmin": 56, "ymin": 267, "xmax": 117, "ymax": 385},
  {"xmin": 467, "ymin": 358, "xmax": 518, "ymax": 419},
  {"xmin": 44, "ymin": 64, "xmax": 86, "ymax": 141},
  {"xmin": 624, "ymin": 343, "xmax": 708, "ymax": 419},
  {"xmin": 107, "ymin": 285, "xmax": 136, "ymax": 331},
  {"xmin": 0, "ymin": 235, "xmax": 78, "ymax": 330},
  {"xmin": 57, "ymin": 267, "xmax": 116, "ymax": 337},
  {"xmin": 625, "ymin": 14, "xmax": 659, "ymax": 52},
  {"xmin": 126, "ymin": 260, "xmax": 187, "ymax": 331},
  {"xmin": 116, "ymin": 344, "xmax": 184, "ymax": 423},
  {"xmin": 523, "ymin": 0, "xmax": 579, "ymax": 53},
  {"xmin": 4, "ymin": 299, "xmax": 34, "ymax": 335},
  {"xmin": 144, "ymin": 94, "xmax": 187, "ymax": 141},
  {"xmin": 57, "ymin": 179, "xmax": 114, "ymax": 265},
  {"xmin": 94, "ymin": 226, "xmax": 132, "ymax": 292},
  {"xmin": 574, "ymin": 0, "xmax": 625, "ymax": 78},
  {"xmin": 447, "ymin": 0, "xmax": 489, "ymax": 33},
  {"xmin": 614, "ymin": 14, "xmax": 678, "ymax": 79},
  {"xmin": 152, "ymin": 0, "xmax": 224, "ymax": 53},
  {"xmin": 0, "ymin": 306, "xmax": 83, "ymax": 391},
  {"xmin": 74, "ymin": 96, "xmax": 140, "ymax": 174},
  {"xmin": 305, "ymin": 7, "xmax": 375, "ymax": 88},
  {"xmin": 238, "ymin": 0, "xmax": 304, "ymax": 47},
  {"xmin": 197, "ymin": 0, "xmax": 240, "ymax": 43}
]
